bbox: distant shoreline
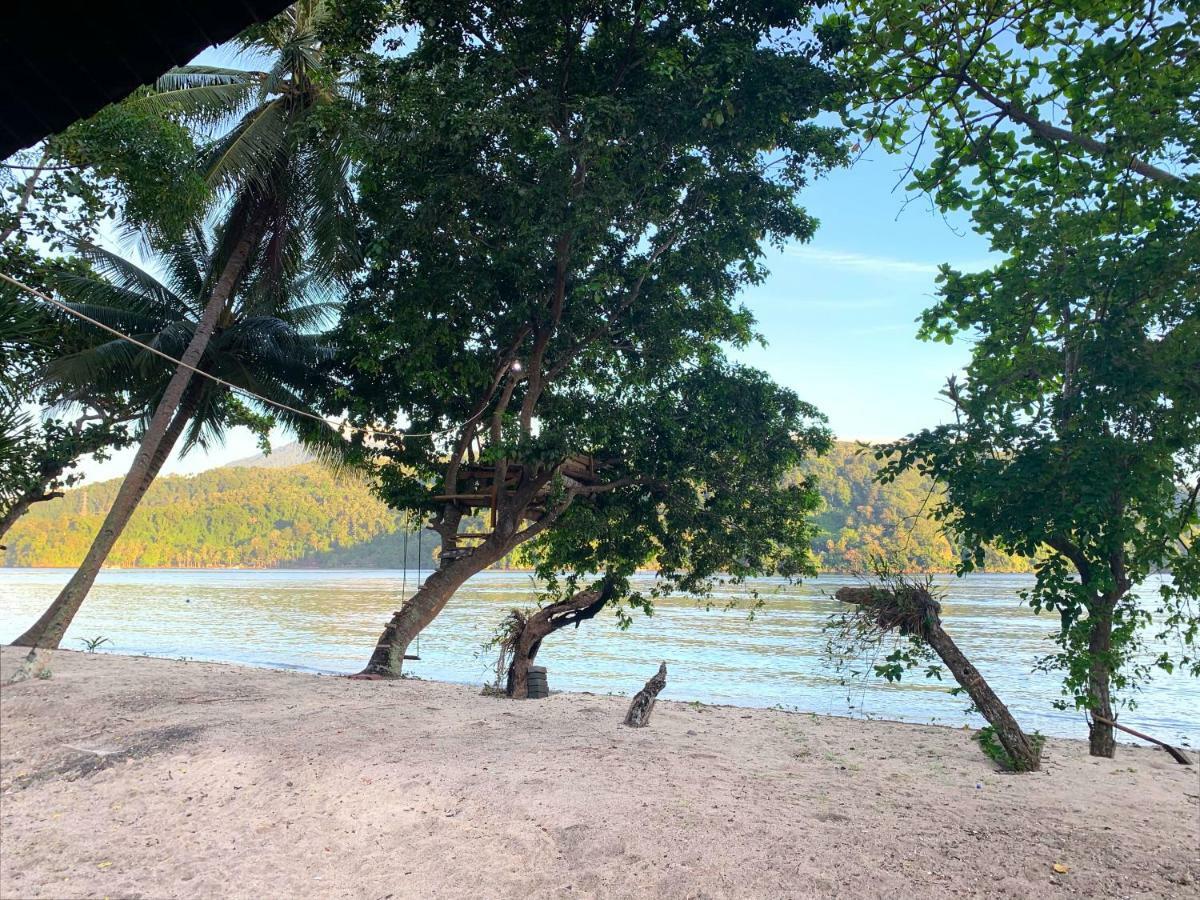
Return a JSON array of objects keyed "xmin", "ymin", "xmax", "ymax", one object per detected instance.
[{"xmin": 0, "ymin": 564, "xmax": 1035, "ymax": 576}]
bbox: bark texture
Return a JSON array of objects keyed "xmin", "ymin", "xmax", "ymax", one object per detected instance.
[
  {"xmin": 922, "ymin": 624, "xmax": 1042, "ymax": 771},
  {"xmin": 359, "ymin": 538, "xmax": 512, "ymax": 677},
  {"xmin": 1087, "ymin": 602, "xmax": 1116, "ymax": 758},
  {"xmin": 623, "ymin": 662, "xmax": 667, "ymax": 728},
  {"xmin": 9, "ymin": 223, "xmax": 259, "ymax": 649},
  {"xmin": 835, "ymin": 586, "xmax": 1041, "ymax": 772},
  {"xmin": 505, "ymin": 582, "xmax": 612, "ymax": 698}
]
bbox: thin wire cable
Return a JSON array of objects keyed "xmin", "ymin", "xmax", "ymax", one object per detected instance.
[{"xmin": 1, "ymin": 269, "xmax": 451, "ymax": 442}]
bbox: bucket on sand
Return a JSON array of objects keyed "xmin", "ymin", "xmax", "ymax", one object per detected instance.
[{"xmin": 527, "ymin": 666, "xmax": 549, "ymax": 699}]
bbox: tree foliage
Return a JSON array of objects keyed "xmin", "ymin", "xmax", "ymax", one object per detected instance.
[
  {"xmin": 827, "ymin": 0, "xmax": 1200, "ymax": 753},
  {"xmin": 327, "ymin": 0, "xmax": 847, "ymax": 673},
  {"xmin": 0, "ymin": 260, "xmax": 136, "ymax": 541},
  {"xmin": 1, "ymin": 100, "xmax": 209, "ymax": 249},
  {"xmin": 521, "ymin": 364, "xmax": 831, "ymax": 623},
  {"xmin": 1, "ymin": 83, "xmax": 214, "ymax": 535}
]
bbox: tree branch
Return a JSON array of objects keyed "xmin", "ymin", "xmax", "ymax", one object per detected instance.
[
  {"xmin": 1046, "ymin": 535, "xmax": 1093, "ymax": 585},
  {"xmin": 958, "ymin": 71, "xmax": 1191, "ymax": 189}
]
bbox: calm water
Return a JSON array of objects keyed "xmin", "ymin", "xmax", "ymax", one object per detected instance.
[{"xmin": 1, "ymin": 569, "xmax": 1195, "ymax": 744}]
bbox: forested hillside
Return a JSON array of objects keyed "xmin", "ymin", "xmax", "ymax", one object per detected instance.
[
  {"xmin": 803, "ymin": 443, "xmax": 1030, "ymax": 572},
  {"xmin": 1, "ymin": 464, "xmax": 438, "ymax": 570},
  {"xmin": 2, "ymin": 443, "xmax": 1030, "ymax": 572}
]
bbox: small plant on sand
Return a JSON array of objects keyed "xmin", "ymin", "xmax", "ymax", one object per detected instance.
[
  {"xmin": 78, "ymin": 635, "xmax": 111, "ymax": 653},
  {"xmin": 480, "ymin": 608, "xmax": 528, "ymax": 693},
  {"xmin": 976, "ymin": 726, "xmax": 1046, "ymax": 772},
  {"xmin": 35, "ymin": 668, "xmax": 52, "ymax": 679}
]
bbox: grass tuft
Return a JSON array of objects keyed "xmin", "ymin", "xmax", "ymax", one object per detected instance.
[{"xmin": 975, "ymin": 725, "xmax": 1044, "ymax": 772}]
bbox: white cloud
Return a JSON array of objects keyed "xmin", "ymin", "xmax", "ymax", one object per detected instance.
[
  {"xmin": 786, "ymin": 246, "xmax": 993, "ymax": 276},
  {"xmin": 786, "ymin": 246, "xmax": 940, "ymax": 275}
]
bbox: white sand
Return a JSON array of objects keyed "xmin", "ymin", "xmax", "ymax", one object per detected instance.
[{"xmin": 1, "ymin": 647, "xmax": 1197, "ymax": 899}]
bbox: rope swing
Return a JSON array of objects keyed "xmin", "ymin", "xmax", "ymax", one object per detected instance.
[{"xmin": 398, "ymin": 514, "xmax": 422, "ymax": 661}]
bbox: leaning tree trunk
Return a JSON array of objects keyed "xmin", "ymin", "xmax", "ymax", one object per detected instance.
[
  {"xmin": 359, "ymin": 542, "xmax": 512, "ymax": 678},
  {"xmin": 835, "ymin": 586, "xmax": 1041, "ymax": 772},
  {"xmin": 10, "ymin": 387, "xmax": 201, "ymax": 648},
  {"xmin": 1086, "ymin": 600, "xmax": 1117, "ymax": 758},
  {"xmin": 9, "ymin": 226, "xmax": 259, "ymax": 650},
  {"xmin": 505, "ymin": 581, "xmax": 613, "ymax": 698},
  {"xmin": 921, "ymin": 623, "xmax": 1042, "ymax": 771}
]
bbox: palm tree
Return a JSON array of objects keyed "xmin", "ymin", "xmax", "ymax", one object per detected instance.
[
  {"xmin": 12, "ymin": 232, "xmax": 338, "ymax": 647},
  {"xmin": 10, "ymin": 0, "xmax": 355, "ymax": 649}
]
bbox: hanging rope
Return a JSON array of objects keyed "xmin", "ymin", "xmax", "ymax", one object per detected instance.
[
  {"xmin": 399, "ymin": 517, "xmax": 410, "ymax": 601},
  {"xmin": 414, "ymin": 522, "xmax": 424, "ymax": 658}
]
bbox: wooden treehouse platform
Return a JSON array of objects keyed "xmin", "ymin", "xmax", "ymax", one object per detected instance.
[{"xmin": 432, "ymin": 454, "xmax": 604, "ymax": 535}]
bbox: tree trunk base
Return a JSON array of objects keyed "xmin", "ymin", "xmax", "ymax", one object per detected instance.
[
  {"xmin": 505, "ymin": 583, "xmax": 612, "ymax": 698},
  {"xmin": 5, "ymin": 648, "xmax": 53, "ymax": 684},
  {"xmin": 1089, "ymin": 720, "xmax": 1116, "ymax": 758}
]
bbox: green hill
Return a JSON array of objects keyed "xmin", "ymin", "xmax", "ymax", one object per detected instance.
[
  {"xmin": 1, "ymin": 463, "xmax": 437, "ymax": 570},
  {"xmin": 1, "ymin": 442, "xmax": 1031, "ymax": 572},
  {"xmin": 802, "ymin": 442, "xmax": 1028, "ymax": 572}
]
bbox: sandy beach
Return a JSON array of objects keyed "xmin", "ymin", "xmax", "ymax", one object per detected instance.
[{"xmin": 1, "ymin": 647, "xmax": 1197, "ymax": 899}]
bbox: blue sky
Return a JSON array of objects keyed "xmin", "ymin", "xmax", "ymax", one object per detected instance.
[
  {"xmin": 77, "ymin": 51, "xmax": 993, "ymax": 482},
  {"xmin": 731, "ymin": 146, "xmax": 991, "ymax": 441}
]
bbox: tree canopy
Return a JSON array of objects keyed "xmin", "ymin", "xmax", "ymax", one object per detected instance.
[
  {"xmin": 828, "ymin": 0, "xmax": 1200, "ymax": 755},
  {"xmin": 331, "ymin": 0, "xmax": 846, "ymax": 674}
]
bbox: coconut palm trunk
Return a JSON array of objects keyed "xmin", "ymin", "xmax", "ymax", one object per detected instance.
[{"xmin": 9, "ymin": 230, "xmax": 258, "ymax": 649}]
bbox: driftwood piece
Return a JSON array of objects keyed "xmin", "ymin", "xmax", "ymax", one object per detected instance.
[
  {"xmin": 623, "ymin": 662, "xmax": 667, "ymax": 727},
  {"xmin": 1093, "ymin": 714, "xmax": 1194, "ymax": 766}
]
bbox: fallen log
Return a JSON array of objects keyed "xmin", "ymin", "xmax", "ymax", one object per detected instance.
[
  {"xmin": 1092, "ymin": 715, "xmax": 1193, "ymax": 766},
  {"xmin": 623, "ymin": 662, "xmax": 667, "ymax": 727}
]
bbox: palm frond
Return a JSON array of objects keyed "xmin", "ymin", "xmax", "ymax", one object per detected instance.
[
  {"xmin": 127, "ymin": 68, "xmax": 264, "ymax": 129},
  {"xmin": 66, "ymin": 245, "xmax": 190, "ymax": 317},
  {"xmin": 201, "ymin": 98, "xmax": 289, "ymax": 194}
]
